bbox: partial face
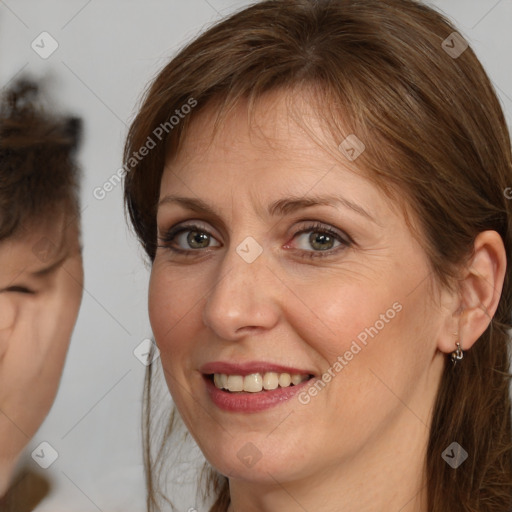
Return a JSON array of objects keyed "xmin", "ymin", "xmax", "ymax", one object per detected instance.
[
  {"xmin": 0, "ymin": 209, "xmax": 83, "ymax": 481},
  {"xmin": 149, "ymin": 90, "xmax": 447, "ymax": 485}
]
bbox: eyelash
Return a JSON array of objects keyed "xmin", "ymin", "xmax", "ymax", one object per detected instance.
[
  {"xmin": 157, "ymin": 221, "xmax": 352, "ymax": 260},
  {"xmin": 6, "ymin": 286, "xmax": 34, "ymax": 294}
]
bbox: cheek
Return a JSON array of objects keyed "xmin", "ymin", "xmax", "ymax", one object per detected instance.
[
  {"xmin": 148, "ymin": 266, "xmax": 201, "ymax": 360},
  {"xmin": 148, "ymin": 271, "xmax": 201, "ymax": 414},
  {"xmin": 59, "ymin": 259, "xmax": 84, "ymax": 339},
  {"xmin": 0, "ymin": 296, "xmax": 16, "ymax": 332},
  {"xmin": 283, "ymin": 277, "xmax": 400, "ymax": 361},
  {"xmin": 38, "ymin": 259, "xmax": 84, "ymax": 368},
  {"xmin": 290, "ymin": 275, "xmax": 433, "ymax": 403}
]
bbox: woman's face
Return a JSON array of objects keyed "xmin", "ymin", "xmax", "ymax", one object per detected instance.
[
  {"xmin": 149, "ymin": 90, "xmax": 448, "ymax": 485},
  {"xmin": 0, "ymin": 210, "xmax": 83, "ymax": 484}
]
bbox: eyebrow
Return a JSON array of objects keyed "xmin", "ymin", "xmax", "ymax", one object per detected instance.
[
  {"xmin": 32, "ymin": 250, "xmax": 69, "ymax": 277},
  {"xmin": 157, "ymin": 194, "xmax": 376, "ymax": 223},
  {"xmin": 0, "ymin": 249, "xmax": 69, "ymax": 293}
]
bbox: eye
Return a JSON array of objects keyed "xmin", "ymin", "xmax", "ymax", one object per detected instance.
[
  {"xmin": 5, "ymin": 285, "xmax": 35, "ymax": 294},
  {"xmin": 286, "ymin": 222, "xmax": 352, "ymax": 259},
  {"xmin": 157, "ymin": 223, "xmax": 221, "ymax": 253},
  {"xmin": 158, "ymin": 220, "xmax": 352, "ymax": 260}
]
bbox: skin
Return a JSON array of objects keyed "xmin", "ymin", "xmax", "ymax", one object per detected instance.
[
  {"xmin": 149, "ymin": 89, "xmax": 506, "ymax": 512},
  {"xmin": 0, "ymin": 209, "xmax": 83, "ymax": 496}
]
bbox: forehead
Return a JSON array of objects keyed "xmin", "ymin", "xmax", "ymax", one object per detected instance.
[
  {"xmin": 0, "ymin": 212, "xmax": 75, "ymax": 280},
  {"xmin": 160, "ymin": 89, "xmax": 385, "ymax": 215},
  {"xmin": 167, "ymin": 93, "xmax": 347, "ymax": 191},
  {"xmin": 169, "ymin": 89, "xmax": 343, "ymax": 170}
]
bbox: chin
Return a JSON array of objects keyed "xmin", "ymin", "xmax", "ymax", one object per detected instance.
[{"xmin": 198, "ymin": 435, "xmax": 311, "ymax": 484}]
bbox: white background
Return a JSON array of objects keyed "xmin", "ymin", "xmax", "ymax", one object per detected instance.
[{"xmin": 0, "ymin": 1, "xmax": 511, "ymax": 511}]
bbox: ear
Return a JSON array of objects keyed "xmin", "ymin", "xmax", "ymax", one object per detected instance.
[{"xmin": 437, "ymin": 230, "xmax": 507, "ymax": 355}]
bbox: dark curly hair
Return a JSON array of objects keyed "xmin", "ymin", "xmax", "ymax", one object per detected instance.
[{"xmin": 0, "ymin": 78, "xmax": 82, "ymax": 241}]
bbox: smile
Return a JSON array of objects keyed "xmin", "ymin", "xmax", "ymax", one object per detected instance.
[
  {"xmin": 211, "ymin": 372, "xmax": 311, "ymax": 392},
  {"xmin": 203, "ymin": 373, "xmax": 315, "ymax": 413}
]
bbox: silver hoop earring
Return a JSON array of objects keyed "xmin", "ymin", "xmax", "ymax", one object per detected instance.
[{"xmin": 451, "ymin": 341, "xmax": 464, "ymax": 366}]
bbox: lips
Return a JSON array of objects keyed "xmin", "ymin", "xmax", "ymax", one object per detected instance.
[
  {"xmin": 203, "ymin": 373, "xmax": 313, "ymax": 413},
  {"xmin": 199, "ymin": 361, "xmax": 316, "ymax": 413}
]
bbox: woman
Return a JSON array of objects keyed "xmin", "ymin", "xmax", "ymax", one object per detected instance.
[
  {"xmin": 123, "ymin": 0, "xmax": 512, "ymax": 510},
  {"xmin": 0, "ymin": 79, "xmax": 84, "ymax": 501}
]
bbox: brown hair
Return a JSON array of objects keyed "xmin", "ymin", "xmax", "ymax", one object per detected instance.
[
  {"xmin": 123, "ymin": 0, "xmax": 512, "ymax": 510},
  {"xmin": 0, "ymin": 78, "xmax": 82, "ymax": 241}
]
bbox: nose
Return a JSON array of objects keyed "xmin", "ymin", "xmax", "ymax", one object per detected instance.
[{"xmin": 201, "ymin": 240, "xmax": 280, "ymax": 341}]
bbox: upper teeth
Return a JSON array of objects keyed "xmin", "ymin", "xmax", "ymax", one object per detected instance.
[{"xmin": 213, "ymin": 372, "xmax": 309, "ymax": 392}]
